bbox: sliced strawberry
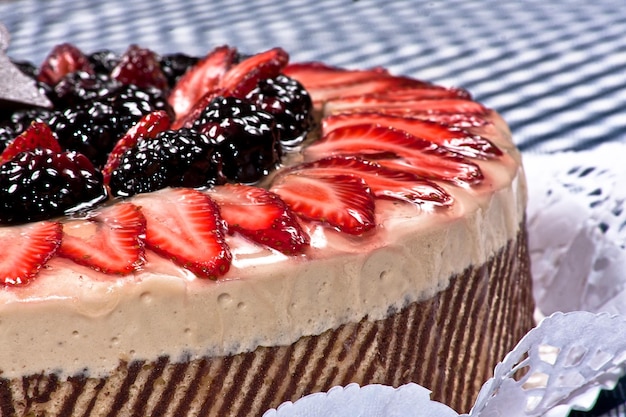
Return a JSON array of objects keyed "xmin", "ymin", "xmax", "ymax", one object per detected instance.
[
  {"xmin": 209, "ymin": 184, "xmax": 309, "ymax": 254},
  {"xmin": 0, "ymin": 122, "xmax": 61, "ymax": 165},
  {"xmin": 305, "ymin": 77, "xmax": 428, "ymax": 107},
  {"xmin": 291, "ymin": 156, "xmax": 452, "ymax": 207},
  {"xmin": 58, "ymin": 203, "xmax": 146, "ymax": 275},
  {"xmin": 271, "ymin": 172, "xmax": 376, "ymax": 235},
  {"xmin": 324, "ymin": 93, "xmax": 483, "ymax": 116},
  {"xmin": 368, "ymin": 86, "xmax": 472, "ymax": 101},
  {"xmin": 168, "ymin": 45, "xmax": 238, "ymax": 121},
  {"xmin": 377, "ymin": 156, "xmax": 483, "ymax": 187},
  {"xmin": 324, "ymin": 98, "xmax": 489, "ymax": 128},
  {"xmin": 283, "ymin": 62, "xmax": 391, "ymax": 89},
  {"xmin": 219, "ymin": 47, "xmax": 289, "ymax": 98},
  {"xmin": 132, "ymin": 188, "xmax": 231, "ymax": 279},
  {"xmin": 366, "ymin": 108, "xmax": 491, "ymax": 128},
  {"xmin": 305, "ymin": 123, "xmax": 483, "ymax": 185},
  {"xmin": 111, "ymin": 44, "xmax": 169, "ymax": 90},
  {"xmin": 171, "ymin": 89, "xmax": 224, "ymax": 130},
  {"xmin": 0, "ymin": 221, "xmax": 62, "ymax": 286},
  {"xmin": 102, "ymin": 110, "xmax": 172, "ymax": 184},
  {"xmin": 37, "ymin": 43, "xmax": 94, "ymax": 85},
  {"xmin": 283, "ymin": 62, "xmax": 428, "ymax": 107},
  {"xmin": 322, "ymin": 113, "xmax": 502, "ymax": 159}
]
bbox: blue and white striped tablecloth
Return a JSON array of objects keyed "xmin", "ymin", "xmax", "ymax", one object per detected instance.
[
  {"xmin": 0, "ymin": 0, "xmax": 625, "ymax": 415},
  {"xmin": 2, "ymin": 0, "xmax": 625, "ymax": 154}
]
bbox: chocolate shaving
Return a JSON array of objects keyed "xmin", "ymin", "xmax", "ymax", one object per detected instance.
[{"xmin": 0, "ymin": 24, "xmax": 51, "ymax": 110}]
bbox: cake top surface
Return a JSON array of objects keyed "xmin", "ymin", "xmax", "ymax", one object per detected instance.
[{"xmin": 0, "ymin": 30, "xmax": 524, "ymax": 288}]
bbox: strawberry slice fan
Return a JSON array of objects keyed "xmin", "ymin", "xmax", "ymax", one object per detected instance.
[{"xmin": 0, "ymin": 39, "xmax": 511, "ymax": 296}]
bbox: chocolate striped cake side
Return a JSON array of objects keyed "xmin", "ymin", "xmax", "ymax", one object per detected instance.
[{"xmin": 0, "ymin": 223, "xmax": 533, "ymax": 416}]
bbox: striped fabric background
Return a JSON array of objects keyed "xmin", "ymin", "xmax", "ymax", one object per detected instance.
[
  {"xmin": 0, "ymin": 0, "xmax": 625, "ymax": 415},
  {"xmin": 1, "ymin": 0, "xmax": 625, "ymax": 154}
]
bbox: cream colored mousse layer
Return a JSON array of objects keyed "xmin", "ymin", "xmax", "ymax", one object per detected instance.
[{"xmin": 0, "ymin": 110, "xmax": 526, "ymax": 379}]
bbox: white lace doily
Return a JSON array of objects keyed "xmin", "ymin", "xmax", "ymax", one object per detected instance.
[
  {"xmin": 525, "ymin": 142, "xmax": 626, "ymax": 317},
  {"xmin": 262, "ymin": 312, "xmax": 626, "ymax": 417},
  {"xmin": 261, "ymin": 143, "xmax": 626, "ymax": 417},
  {"xmin": 263, "ymin": 383, "xmax": 458, "ymax": 417},
  {"xmin": 471, "ymin": 312, "xmax": 626, "ymax": 417}
]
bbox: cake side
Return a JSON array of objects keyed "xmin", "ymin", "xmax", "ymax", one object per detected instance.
[
  {"xmin": 0, "ymin": 219, "xmax": 533, "ymax": 416},
  {"xmin": 0, "ymin": 109, "xmax": 527, "ymax": 380}
]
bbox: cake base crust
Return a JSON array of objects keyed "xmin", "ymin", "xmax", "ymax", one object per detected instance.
[{"xmin": 0, "ymin": 223, "xmax": 533, "ymax": 416}]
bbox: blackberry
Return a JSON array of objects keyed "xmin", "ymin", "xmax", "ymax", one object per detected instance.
[
  {"xmin": 49, "ymin": 101, "xmax": 120, "ymax": 166},
  {"xmin": 9, "ymin": 107, "xmax": 57, "ymax": 132},
  {"xmin": 49, "ymin": 71, "xmax": 122, "ymax": 108},
  {"xmin": 108, "ymin": 128, "xmax": 224, "ymax": 198},
  {"xmin": 246, "ymin": 74, "xmax": 313, "ymax": 148},
  {"xmin": 48, "ymin": 83, "xmax": 172, "ymax": 167},
  {"xmin": 107, "ymin": 84, "xmax": 173, "ymax": 138},
  {"xmin": 10, "ymin": 59, "xmax": 38, "ymax": 79},
  {"xmin": 0, "ymin": 108, "xmax": 57, "ymax": 152},
  {"xmin": 194, "ymin": 97, "xmax": 280, "ymax": 183},
  {"xmin": 107, "ymin": 84, "xmax": 172, "ymax": 122},
  {"xmin": 0, "ymin": 148, "xmax": 108, "ymax": 224},
  {"xmin": 159, "ymin": 53, "xmax": 200, "ymax": 88},
  {"xmin": 88, "ymin": 49, "xmax": 121, "ymax": 75},
  {"xmin": 0, "ymin": 125, "xmax": 17, "ymax": 153}
]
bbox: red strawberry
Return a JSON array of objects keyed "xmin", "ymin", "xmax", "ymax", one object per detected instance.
[
  {"xmin": 324, "ymin": 98, "xmax": 488, "ymax": 128},
  {"xmin": 324, "ymin": 93, "xmax": 483, "ymax": 116},
  {"xmin": 171, "ymin": 89, "xmax": 224, "ymax": 130},
  {"xmin": 58, "ymin": 203, "xmax": 147, "ymax": 275},
  {"xmin": 0, "ymin": 221, "xmax": 62, "ymax": 286},
  {"xmin": 102, "ymin": 110, "xmax": 172, "ymax": 184},
  {"xmin": 283, "ymin": 62, "xmax": 391, "ymax": 88},
  {"xmin": 168, "ymin": 45, "xmax": 238, "ymax": 121},
  {"xmin": 209, "ymin": 184, "xmax": 309, "ymax": 254},
  {"xmin": 305, "ymin": 123, "xmax": 483, "ymax": 185},
  {"xmin": 366, "ymin": 107, "xmax": 490, "ymax": 128},
  {"xmin": 0, "ymin": 122, "xmax": 61, "ymax": 165},
  {"xmin": 283, "ymin": 62, "xmax": 426, "ymax": 107},
  {"xmin": 132, "ymin": 188, "xmax": 231, "ymax": 279},
  {"xmin": 292, "ymin": 156, "xmax": 452, "ymax": 207},
  {"xmin": 308, "ymin": 77, "xmax": 428, "ymax": 107},
  {"xmin": 219, "ymin": 47, "xmax": 289, "ymax": 98},
  {"xmin": 366, "ymin": 86, "xmax": 472, "ymax": 101},
  {"xmin": 111, "ymin": 44, "xmax": 169, "ymax": 90},
  {"xmin": 377, "ymin": 156, "xmax": 483, "ymax": 187},
  {"xmin": 322, "ymin": 113, "xmax": 502, "ymax": 159},
  {"xmin": 37, "ymin": 43, "xmax": 94, "ymax": 85},
  {"xmin": 271, "ymin": 172, "xmax": 376, "ymax": 235}
]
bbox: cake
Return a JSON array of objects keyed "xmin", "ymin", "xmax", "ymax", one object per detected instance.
[{"xmin": 0, "ymin": 33, "xmax": 534, "ymax": 416}]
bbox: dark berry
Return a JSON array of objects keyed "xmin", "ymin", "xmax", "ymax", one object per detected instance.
[
  {"xmin": 194, "ymin": 97, "xmax": 279, "ymax": 183},
  {"xmin": 104, "ymin": 84, "xmax": 174, "ymax": 132},
  {"xmin": 9, "ymin": 107, "xmax": 57, "ymax": 132},
  {"xmin": 88, "ymin": 49, "xmax": 121, "ymax": 75},
  {"xmin": 0, "ymin": 125, "xmax": 17, "ymax": 153},
  {"xmin": 246, "ymin": 74, "xmax": 313, "ymax": 148},
  {"xmin": 0, "ymin": 148, "xmax": 108, "ymax": 224},
  {"xmin": 111, "ymin": 45, "xmax": 169, "ymax": 90},
  {"xmin": 48, "ymin": 83, "xmax": 173, "ymax": 167},
  {"xmin": 49, "ymin": 71, "xmax": 122, "ymax": 108},
  {"xmin": 159, "ymin": 53, "xmax": 200, "ymax": 88},
  {"xmin": 0, "ymin": 108, "xmax": 57, "ymax": 152},
  {"xmin": 108, "ymin": 128, "xmax": 224, "ymax": 198},
  {"xmin": 11, "ymin": 59, "xmax": 38, "ymax": 79},
  {"xmin": 48, "ymin": 101, "xmax": 120, "ymax": 166}
]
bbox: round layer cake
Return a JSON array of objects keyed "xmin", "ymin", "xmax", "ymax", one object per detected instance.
[{"xmin": 0, "ymin": 38, "xmax": 533, "ymax": 416}]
